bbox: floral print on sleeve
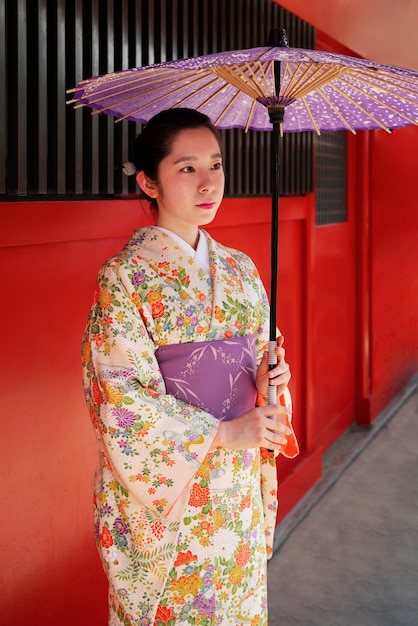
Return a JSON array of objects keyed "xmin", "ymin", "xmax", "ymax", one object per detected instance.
[{"xmin": 83, "ymin": 258, "xmax": 220, "ymax": 518}]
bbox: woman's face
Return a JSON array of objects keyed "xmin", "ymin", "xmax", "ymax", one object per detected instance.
[{"xmin": 139, "ymin": 126, "xmax": 225, "ymax": 245}]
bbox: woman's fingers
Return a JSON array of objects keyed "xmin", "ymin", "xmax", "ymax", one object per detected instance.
[
  {"xmin": 264, "ymin": 408, "xmax": 291, "ymax": 438},
  {"xmin": 212, "ymin": 405, "xmax": 292, "ymax": 451},
  {"xmin": 256, "ymin": 340, "xmax": 291, "ymax": 400},
  {"xmin": 261, "ymin": 403, "xmax": 291, "ymax": 421},
  {"xmin": 268, "ymin": 362, "xmax": 291, "ymax": 393}
]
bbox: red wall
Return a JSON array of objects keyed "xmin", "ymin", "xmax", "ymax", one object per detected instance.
[
  {"xmin": 0, "ymin": 196, "xmax": 318, "ymax": 623},
  {"xmin": 0, "ymin": 201, "xmax": 140, "ymax": 624},
  {"xmin": 368, "ymin": 126, "xmax": 418, "ymax": 416}
]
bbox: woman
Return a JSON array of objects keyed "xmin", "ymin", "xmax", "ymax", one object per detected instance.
[{"xmin": 82, "ymin": 108, "xmax": 298, "ymax": 626}]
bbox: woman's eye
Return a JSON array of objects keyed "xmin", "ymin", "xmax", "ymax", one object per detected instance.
[
  {"xmin": 182, "ymin": 166, "xmax": 195, "ymax": 173},
  {"xmin": 212, "ymin": 162, "xmax": 223, "ymax": 170}
]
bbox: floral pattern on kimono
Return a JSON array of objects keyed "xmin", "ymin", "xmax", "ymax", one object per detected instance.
[{"xmin": 81, "ymin": 227, "xmax": 297, "ymax": 626}]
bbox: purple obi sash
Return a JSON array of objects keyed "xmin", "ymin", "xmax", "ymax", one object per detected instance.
[{"xmin": 155, "ymin": 336, "xmax": 257, "ymax": 421}]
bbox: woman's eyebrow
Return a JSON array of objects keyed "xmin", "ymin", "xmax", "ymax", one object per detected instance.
[{"xmin": 173, "ymin": 153, "xmax": 222, "ymax": 165}]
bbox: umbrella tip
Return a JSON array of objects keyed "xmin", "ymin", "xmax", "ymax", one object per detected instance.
[{"xmin": 267, "ymin": 28, "xmax": 289, "ymax": 47}]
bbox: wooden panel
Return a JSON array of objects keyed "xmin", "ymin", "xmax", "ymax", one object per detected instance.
[
  {"xmin": 1, "ymin": 0, "xmax": 314, "ymax": 197},
  {"xmin": 316, "ymin": 131, "xmax": 348, "ymax": 225}
]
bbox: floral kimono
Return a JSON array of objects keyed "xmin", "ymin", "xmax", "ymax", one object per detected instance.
[{"xmin": 81, "ymin": 227, "xmax": 298, "ymax": 626}]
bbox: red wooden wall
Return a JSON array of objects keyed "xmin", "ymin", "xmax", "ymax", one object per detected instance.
[
  {"xmin": 0, "ymin": 195, "xmax": 313, "ymax": 624},
  {"xmin": 368, "ymin": 126, "xmax": 418, "ymax": 415}
]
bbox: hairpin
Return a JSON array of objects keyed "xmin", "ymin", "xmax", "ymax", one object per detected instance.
[{"xmin": 121, "ymin": 162, "xmax": 137, "ymax": 176}]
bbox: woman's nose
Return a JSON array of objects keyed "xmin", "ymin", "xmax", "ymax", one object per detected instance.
[{"xmin": 200, "ymin": 172, "xmax": 215, "ymax": 192}]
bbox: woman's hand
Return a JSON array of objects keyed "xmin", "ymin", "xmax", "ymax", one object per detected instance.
[
  {"xmin": 210, "ymin": 404, "xmax": 292, "ymax": 452},
  {"xmin": 209, "ymin": 335, "xmax": 293, "ymax": 453},
  {"xmin": 256, "ymin": 335, "xmax": 291, "ymax": 402}
]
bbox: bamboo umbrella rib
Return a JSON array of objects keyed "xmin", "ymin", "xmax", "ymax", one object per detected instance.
[
  {"xmin": 89, "ymin": 72, "xmax": 220, "ymax": 116},
  {"xmin": 327, "ymin": 83, "xmax": 392, "ymax": 131},
  {"xmin": 210, "ymin": 65, "xmax": 266, "ymax": 99},
  {"xmin": 165, "ymin": 76, "xmax": 234, "ymax": 113},
  {"xmin": 245, "ymin": 99, "xmax": 258, "ymax": 133},
  {"xmin": 375, "ymin": 74, "xmax": 418, "ymax": 94},
  {"xmin": 295, "ymin": 65, "xmax": 349, "ymax": 99},
  {"xmin": 280, "ymin": 63, "xmax": 292, "ymax": 97},
  {"xmin": 259, "ymin": 61, "xmax": 274, "ymax": 96},
  {"xmin": 113, "ymin": 75, "xmax": 225, "ymax": 122},
  {"xmin": 68, "ymin": 72, "xmax": 185, "ymax": 107},
  {"xmin": 213, "ymin": 90, "xmax": 243, "ymax": 126},
  {"xmin": 346, "ymin": 71, "xmax": 418, "ymax": 109},
  {"xmin": 70, "ymin": 69, "xmax": 212, "ymax": 109},
  {"xmin": 234, "ymin": 62, "xmax": 265, "ymax": 95},
  {"xmin": 94, "ymin": 76, "xmax": 208, "ymax": 115},
  {"xmin": 245, "ymin": 61, "xmax": 272, "ymax": 96},
  {"xmin": 315, "ymin": 87, "xmax": 356, "ymax": 133},
  {"xmin": 281, "ymin": 62, "xmax": 297, "ymax": 98},
  {"xmin": 212, "ymin": 64, "xmax": 266, "ymax": 99},
  {"xmin": 69, "ymin": 66, "xmax": 210, "ymax": 104},
  {"xmin": 281, "ymin": 62, "xmax": 327, "ymax": 99},
  {"xmin": 235, "ymin": 63, "xmax": 265, "ymax": 96},
  {"xmin": 66, "ymin": 71, "xmax": 129, "ymax": 95},
  {"xmin": 351, "ymin": 67, "xmax": 418, "ymax": 95},
  {"xmin": 338, "ymin": 76, "xmax": 418, "ymax": 125},
  {"xmin": 300, "ymin": 96, "xmax": 321, "ymax": 135},
  {"xmin": 283, "ymin": 63, "xmax": 349, "ymax": 101},
  {"xmin": 281, "ymin": 62, "xmax": 314, "ymax": 98},
  {"xmin": 358, "ymin": 67, "xmax": 418, "ymax": 91},
  {"xmin": 67, "ymin": 66, "xmax": 170, "ymax": 97}
]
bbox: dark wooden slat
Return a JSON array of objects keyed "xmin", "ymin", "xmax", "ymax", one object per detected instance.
[
  {"xmin": 17, "ymin": 0, "xmax": 27, "ymax": 195},
  {"xmin": 147, "ymin": 0, "xmax": 155, "ymax": 65},
  {"xmin": 38, "ymin": 0, "xmax": 48, "ymax": 193},
  {"xmin": 56, "ymin": 0, "xmax": 66, "ymax": 193},
  {"xmin": 120, "ymin": 0, "xmax": 129, "ymax": 195},
  {"xmin": 89, "ymin": 0, "xmax": 100, "ymax": 195},
  {"xmin": 137, "ymin": 0, "xmax": 145, "ymax": 64},
  {"xmin": 0, "ymin": 0, "xmax": 6, "ymax": 193},
  {"xmin": 74, "ymin": 0, "xmax": 84, "ymax": 194},
  {"xmin": 106, "ymin": 0, "xmax": 114, "ymax": 194}
]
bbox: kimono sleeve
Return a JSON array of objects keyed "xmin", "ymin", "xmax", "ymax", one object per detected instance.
[{"xmin": 81, "ymin": 261, "xmax": 220, "ymax": 518}]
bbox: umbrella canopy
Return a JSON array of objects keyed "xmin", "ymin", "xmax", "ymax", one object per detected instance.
[
  {"xmin": 68, "ymin": 34, "xmax": 418, "ymax": 400},
  {"xmin": 68, "ymin": 43, "xmax": 418, "ymax": 135}
]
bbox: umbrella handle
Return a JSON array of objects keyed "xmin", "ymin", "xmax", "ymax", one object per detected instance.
[{"xmin": 268, "ymin": 340, "xmax": 278, "ymax": 406}]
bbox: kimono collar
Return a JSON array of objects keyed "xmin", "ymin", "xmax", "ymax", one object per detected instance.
[{"xmin": 152, "ymin": 226, "xmax": 210, "ymax": 274}]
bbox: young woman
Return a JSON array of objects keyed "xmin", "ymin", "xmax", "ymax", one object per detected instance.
[{"xmin": 82, "ymin": 108, "xmax": 298, "ymax": 626}]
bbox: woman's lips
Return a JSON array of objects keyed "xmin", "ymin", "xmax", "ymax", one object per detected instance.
[{"xmin": 196, "ymin": 202, "xmax": 216, "ymax": 209}]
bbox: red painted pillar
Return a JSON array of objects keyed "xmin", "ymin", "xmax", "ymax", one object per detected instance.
[{"xmin": 354, "ymin": 131, "xmax": 373, "ymax": 425}]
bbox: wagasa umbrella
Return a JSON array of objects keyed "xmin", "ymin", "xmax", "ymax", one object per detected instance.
[{"xmin": 68, "ymin": 29, "xmax": 418, "ymax": 397}]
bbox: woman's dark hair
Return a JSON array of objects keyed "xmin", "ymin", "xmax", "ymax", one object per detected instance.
[{"xmin": 133, "ymin": 108, "xmax": 222, "ymax": 211}]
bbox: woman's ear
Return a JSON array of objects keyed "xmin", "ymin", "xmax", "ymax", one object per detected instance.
[{"xmin": 136, "ymin": 171, "xmax": 158, "ymax": 198}]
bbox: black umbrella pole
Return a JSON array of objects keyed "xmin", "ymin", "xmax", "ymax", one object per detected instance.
[{"xmin": 268, "ymin": 108, "xmax": 284, "ymax": 406}]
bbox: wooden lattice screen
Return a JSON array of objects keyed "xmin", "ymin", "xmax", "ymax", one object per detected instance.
[{"xmin": 1, "ymin": 0, "xmax": 315, "ymax": 198}]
